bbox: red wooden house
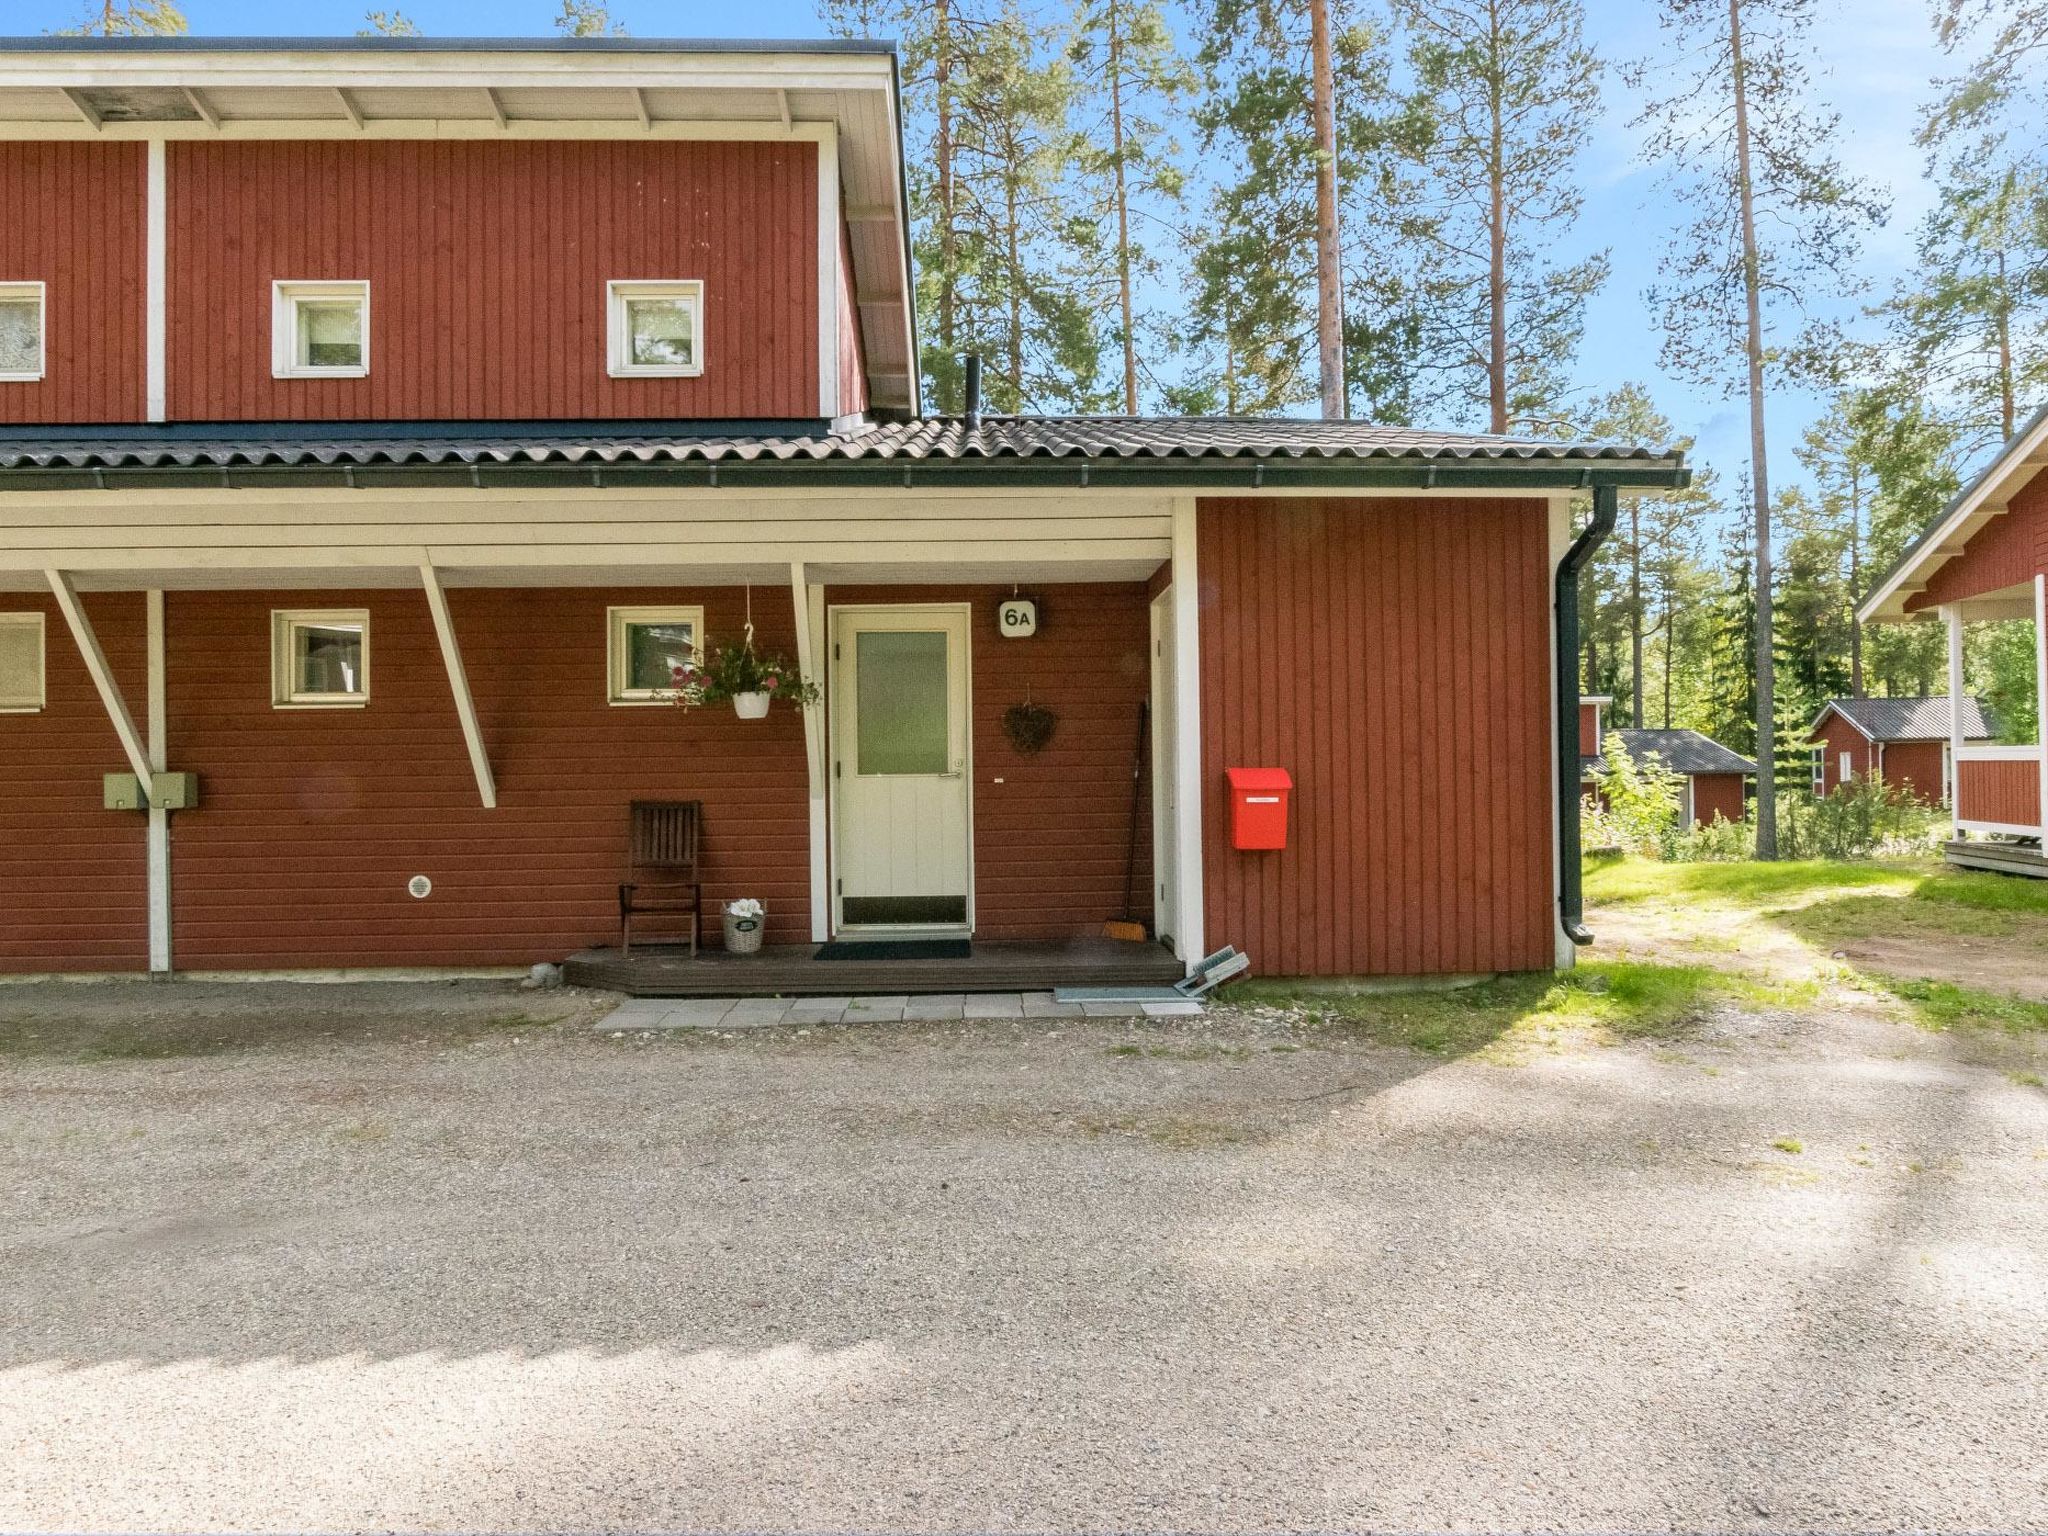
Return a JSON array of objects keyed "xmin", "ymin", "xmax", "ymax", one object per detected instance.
[
  {"xmin": 1577, "ymin": 697, "xmax": 1754, "ymax": 828},
  {"xmin": 1859, "ymin": 406, "xmax": 2048, "ymax": 875},
  {"xmin": 1805, "ymin": 696, "xmax": 1996, "ymax": 805},
  {"xmin": 0, "ymin": 37, "xmax": 1688, "ymax": 986}
]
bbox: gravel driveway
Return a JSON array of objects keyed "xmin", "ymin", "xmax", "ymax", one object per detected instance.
[{"xmin": 3, "ymin": 980, "xmax": 2046, "ymax": 1533}]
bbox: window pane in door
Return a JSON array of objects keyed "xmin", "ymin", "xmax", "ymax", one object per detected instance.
[
  {"xmin": 627, "ymin": 621, "xmax": 696, "ymax": 691},
  {"xmin": 298, "ymin": 299, "xmax": 363, "ymax": 369},
  {"xmin": 856, "ymin": 629, "xmax": 948, "ymax": 775}
]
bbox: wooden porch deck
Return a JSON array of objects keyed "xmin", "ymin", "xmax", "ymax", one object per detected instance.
[
  {"xmin": 562, "ymin": 937, "xmax": 1186, "ymax": 998},
  {"xmin": 1944, "ymin": 838, "xmax": 2048, "ymax": 880}
]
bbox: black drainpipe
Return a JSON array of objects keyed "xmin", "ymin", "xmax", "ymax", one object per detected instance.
[{"xmin": 1556, "ymin": 483, "xmax": 1618, "ymax": 947}]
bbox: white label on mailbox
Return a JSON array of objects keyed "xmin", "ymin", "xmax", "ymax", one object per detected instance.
[
  {"xmin": 998, "ymin": 598, "xmax": 1038, "ymax": 638},
  {"xmin": 1245, "ymin": 795, "xmax": 1281, "ymax": 803}
]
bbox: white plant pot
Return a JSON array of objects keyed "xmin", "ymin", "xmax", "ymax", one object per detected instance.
[{"xmin": 733, "ymin": 691, "xmax": 772, "ymax": 720}]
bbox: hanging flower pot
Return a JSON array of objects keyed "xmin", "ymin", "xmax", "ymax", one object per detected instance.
[
  {"xmin": 733, "ymin": 690, "xmax": 772, "ymax": 720},
  {"xmin": 669, "ymin": 632, "xmax": 820, "ymax": 719}
]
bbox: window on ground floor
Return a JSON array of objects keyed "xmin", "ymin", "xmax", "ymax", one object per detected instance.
[
  {"xmin": 0, "ymin": 282, "xmax": 45, "ymax": 382},
  {"xmin": 1811, "ymin": 743, "xmax": 1825, "ymax": 794},
  {"xmin": 272, "ymin": 610, "xmax": 369, "ymax": 707},
  {"xmin": 272, "ymin": 281, "xmax": 369, "ymax": 378},
  {"xmin": 0, "ymin": 613, "xmax": 45, "ymax": 711},
  {"xmin": 608, "ymin": 605, "xmax": 705, "ymax": 704},
  {"xmin": 606, "ymin": 281, "xmax": 703, "ymax": 377}
]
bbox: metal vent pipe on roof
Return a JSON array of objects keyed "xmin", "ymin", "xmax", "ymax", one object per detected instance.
[{"xmin": 962, "ymin": 354, "xmax": 983, "ymax": 430}]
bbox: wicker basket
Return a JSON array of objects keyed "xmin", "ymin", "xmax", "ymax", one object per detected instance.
[{"xmin": 723, "ymin": 905, "xmax": 765, "ymax": 954}]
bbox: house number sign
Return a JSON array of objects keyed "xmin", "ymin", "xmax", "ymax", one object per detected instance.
[{"xmin": 998, "ymin": 598, "xmax": 1038, "ymax": 638}]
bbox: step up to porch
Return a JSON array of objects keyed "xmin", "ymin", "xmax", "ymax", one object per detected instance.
[
  {"xmin": 1944, "ymin": 838, "xmax": 2048, "ymax": 879},
  {"xmin": 562, "ymin": 937, "xmax": 1186, "ymax": 998}
]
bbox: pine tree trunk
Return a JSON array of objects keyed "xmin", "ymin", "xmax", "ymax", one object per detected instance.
[
  {"xmin": 1307, "ymin": 0, "xmax": 1345, "ymax": 418},
  {"xmin": 1729, "ymin": 0, "xmax": 1777, "ymax": 858},
  {"xmin": 1630, "ymin": 501, "xmax": 1644, "ymax": 726},
  {"xmin": 1006, "ymin": 167, "xmax": 1024, "ymax": 404},
  {"xmin": 1996, "ymin": 246, "xmax": 2015, "ymax": 440},
  {"xmin": 1486, "ymin": 0, "xmax": 1509, "ymax": 434},
  {"xmin": 936, "ymin": 0, "xmax": 957, "ymax": 408},
  {"xmin": 1109, "ymin": 1, "xmax": 1139, "ymax": 415},
  {"xmin": 1848, "ymin": 463, "xmax": 1864, "ymax": 697}
]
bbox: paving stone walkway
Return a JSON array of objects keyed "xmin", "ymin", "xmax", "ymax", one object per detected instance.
[{"xmin": 599, "ymin": 991, "xmax": 1202, "ymax": 1029}]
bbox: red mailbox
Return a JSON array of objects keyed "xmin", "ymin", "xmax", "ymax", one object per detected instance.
[{"xmin": 1226, "ymin": 766, "xmax": 1293, "ymax": 850}]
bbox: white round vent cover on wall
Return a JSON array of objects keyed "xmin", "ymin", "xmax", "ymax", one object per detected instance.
[{"xmin": 408, "ymin": 875, "xmax": 433, "ymax": 900}]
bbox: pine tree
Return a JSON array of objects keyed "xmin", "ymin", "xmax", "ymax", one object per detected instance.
[
  {"xmin": 555, "ymin": 0, "xmax": 625, "ymax": 36},
  {"xmin": 1703, "ymin": 511, "xmax": 1758, "ymax": 756},
  {"xmin": 1389, "ymin": 0, "xmax": 1608, "ymax": 433},
  {"xmin": 1794, "ymin": 397, "xmax": 1876, "ymax": 697},
  {"xmin": 63, "ymin": 0, "xmax": 185, "ymax": 33},
  {"xmin": 360, "ymin": 10, "xmax": 421, "ymax": 34},
  {"xmin": 1627, "ymin": 0, "xmax": 1886, "ymax": 858},
  {"xmin": 1068, "ymin": 0, "xmax": 1191, "ymax": 412}
]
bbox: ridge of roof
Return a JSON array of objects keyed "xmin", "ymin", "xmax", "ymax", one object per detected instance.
[{"xmin": 1815, "ymin": 695, "xmax": 1997, "ymax": 741}]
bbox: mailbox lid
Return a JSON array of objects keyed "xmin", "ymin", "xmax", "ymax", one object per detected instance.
[{"xmin": 1225, "ymin": 766, "xmax": 1294, "ymax": 794}]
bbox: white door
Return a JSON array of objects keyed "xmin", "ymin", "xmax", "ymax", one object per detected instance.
[
  {"xmin": 1150, "ymin": 590, "xmax": 1178, "ymax": 947},
  {"xmin": 831, "ymin": 604, "xmax": 973, "ymax": 931}
]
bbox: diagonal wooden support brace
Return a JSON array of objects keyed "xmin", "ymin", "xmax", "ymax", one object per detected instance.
[
  {"xmin": 420, "ymin": 559, "xmax": 497, "ymax": 809},
  {"xmin": 45, "ymin": 569, "xmax": 153, "ymax": 796}
]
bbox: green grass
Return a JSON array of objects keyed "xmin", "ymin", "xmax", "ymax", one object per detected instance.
[
  {"xmin": 1908, "ymin": 870, "xmax": 2048, "ymax": 914},
  {"xmin": 1585, "ymin": 854, "xmax": 1923, "ymax": 908},
  {"xmin": 1879, "ymin": 977, "xmax": 2048, "ymax": 1036},
  {"xmin": 1227, "ymin": 959, "xmax": 1804, "ymax": 1056},
  {"xmin": 1771, "ymin": 1137, "xmax": 1804, "ymax": 1154}
]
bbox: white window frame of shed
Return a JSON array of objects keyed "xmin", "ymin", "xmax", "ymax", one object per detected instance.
[
  {"xmin": 606, "ymin": 281, "xmax": 705, "ymax": 378},
  {"xmin": 0, "ymin": 612, "xmax": 45, "ymax": 712},
  {"xmin": 272, "ymin": 609, "xmax": 371, "ymax": 708},
  {"xmin": 271, "ymin": 280, "xmax": 370, "ymax": 379},
  {"xmin": 608, "ymin": 605, "xmax": 706, "ymax": 705},
  {"xmin": 0, "ymin": 281, "xmax": 46, "ymax": 383},
  {"xmin": 1810, "ymin": 743, "xmax": 1826, "ymax": 794}
]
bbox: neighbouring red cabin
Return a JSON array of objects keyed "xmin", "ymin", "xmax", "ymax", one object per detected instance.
[
  {"xmin": 1576, "ymin": 698, "xmax": 1755, "ymax": 830},
  {"xmin": 1805, "ymin": 696, "xmax": 1996, "ymax": 806},
  {"xmin": 0, "ymin": 38, "xmax": 1693, "ymax": 987}
]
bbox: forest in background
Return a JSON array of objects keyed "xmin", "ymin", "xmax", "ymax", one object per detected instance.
[{"xmin": 60, "ymin": 0, "xmax": 2048, "ymax": 810}]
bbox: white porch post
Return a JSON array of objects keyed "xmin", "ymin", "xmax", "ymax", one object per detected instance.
[
  {"xmin": 1170, "ymin": 497, "xmax": 1205, "ymax": 968},
  {"xmin": 418, "ymin": 559, "xmax": 497, "ymax": 809},
  {"xmin": 2036, "ymin": 574, "xmax": 2048, "ymax": 835},
  {"xmin": 791, "ymin": 560, "xmax": 830, "ymax": 941},
  {"xmin": 146, "ymin": 589, "xmax": 171, "ymax": 976},
  {"xmin": 1946, "ymin": 603, "xmax": 1965, "ymax": 826}
]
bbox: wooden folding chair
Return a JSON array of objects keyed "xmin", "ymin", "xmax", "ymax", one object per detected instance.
[{"xmin": 618, "ymin": 800, "xmax": 703, "ymax": 957}]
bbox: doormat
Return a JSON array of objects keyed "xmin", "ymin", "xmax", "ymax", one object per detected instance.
[{"xmin": 815, "ymin": 939, "xmax": 973, "ymax": 962}]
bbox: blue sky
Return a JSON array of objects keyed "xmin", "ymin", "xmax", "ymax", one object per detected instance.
[{"xmin": 5, "ymin": 0, "xmax": 1950, "ymax": 508}]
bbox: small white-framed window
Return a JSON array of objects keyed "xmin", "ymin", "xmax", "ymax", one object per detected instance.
[
  {"xmin": 0, "ymin": 282, "xmax": 45, "ymax": 382},
  {"xmin": 606, "ymin": 281, "xmax": 704, "ymax": 377},
  {"xmin": 272, "ymin": 610, "xmax": 370, "ymax": 707},
  {"xmin": 1810, "ymin": 743, "xmax": 1825, "ymax": 794},
  {"xmin": 272, "ymin": 280, "xmax": 369, "ymax": 379},
  {"xmin": 608, "ymin": 605, "xmax": 704, "ymax": 704},
  {"xmin": 0, "ymin": 613, "xmax": 45, "ymax": 712},
  {"xmin": 1840, "ymin": 750, "xmax": 1854, "ymax": 783}
]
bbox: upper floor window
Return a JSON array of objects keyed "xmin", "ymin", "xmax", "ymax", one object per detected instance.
[
  {"xmin": 272, "ymin": 609, "xmax": 370, "ymax": 708},
  {"xmin": 607, "ymin": 281, "xmax": 703, "ymax": 378},
  {"xmin": 0, "ymin": 613, "xmax": 45, "ymax": 712},
  {"xmin": 272, "ymin": 281, "xmax": 369, "ymax": 379},
  {"xmin": 0, "ymin": 282, "xmax": 45, "ymax": 382}
]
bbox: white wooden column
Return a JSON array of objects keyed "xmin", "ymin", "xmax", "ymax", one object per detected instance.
[
  {"xmin": 2036, "ymin": 575, "xmax": 2048, "ymax": 835},
  {"xmin": 145, "ymin": 139, "xmax": 166, "ymax": 423},
  {"xmin": 791, "ymin": 561, "xmax": 830, "ymax": 940},
  {"xmin": 1170, "ymin": 497, "xmax": 1205, "ymax": 968},
  {"xmin": 814, "ymin": 123, "xmax": 841, "ymax": 421},
  {"xmin": 419, "ymin": 560, "xmax": 496, "ymax": 808},
  {"xmin": 1946, "ymin": 603, "xmax": 1965, "ymax": 827},
  {"xmin": 146, "ymin": 589, "xmax": 171, "ymax": 975}
]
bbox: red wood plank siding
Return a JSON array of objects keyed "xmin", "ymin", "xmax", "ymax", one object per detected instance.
[
  {"xmin": 1810, "ymin": 711, "xmax": 1873, "ymax": 794},
  {"xmin": 1690, "ymin": 772, "xmax": 1746, "ymax": 826},
  {"xmin": 1578, "ymin": 700, "xmax": 1600, "ymax": 756},
  {"xmin": 1196, "ymin": 497, "xmax": 1554, "ymax": 977},
  {"xmin": 825, "ymin": 583, "xmax": 1152, "ymax": 941},
  {"xmin": 165, "ymin": 587, "xmax": 811, "ymax": 969},
  {"xmin": 0, "ymin": 594, "xmax": 149, "ymax": 973},
  {"xmin": 1906, "ymin": 474, "xmax": 2048, "ymax": 612},
  {"xmin": 1882, "ymin": 739, "xmax": 1948, "ymax": 805},
  {"xmin": 165, "ymin": 140, "xmax": 819, "ymax": 423},
  {"xmin": 835, "ymin": 217, "xmax": 868, "ymax": 415},
  {"xmin": 1956, "ymin": 757, "xmax": 2040, "ymax": 826},
  {"xmin": 0, "ymin": 143, "xmax": 147, "ymax": 425}
]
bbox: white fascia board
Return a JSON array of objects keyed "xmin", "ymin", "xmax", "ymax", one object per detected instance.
[
  {"xmin": 0, "ymin": 52, "xmax": 899, "ymax": 93},
  {"xmin": 1805, "ymin": 702, "xmax": 1874, "ymax": 743},
  {"xmin": 1858, "ymin": 407, "xmax": 2048, "ymax": 625}
]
